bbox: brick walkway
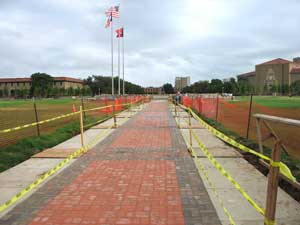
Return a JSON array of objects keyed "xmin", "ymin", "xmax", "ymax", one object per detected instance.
[{"xmin": 0, "ymin": 101, "xmax": 221, "ymax": 225}]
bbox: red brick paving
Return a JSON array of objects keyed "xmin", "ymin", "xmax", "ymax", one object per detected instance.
[
  {"xmin": 29, "ymin": 161, "xmax": 185, "ymax": 225},
  {"xmin": 111, "ymin": 129, "xmax": 172, "ymax": 149},
  {"xmin": 13, "ymin": 101, "xmax": 220, "ymax": 225}
]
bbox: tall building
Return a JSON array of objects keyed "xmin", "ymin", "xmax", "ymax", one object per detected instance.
[
  {"xmin": 237, "ymin": 58, "xmax": 300, "ymax": 94},
  {"xmin": 175, "ymin": 76, "xmax": 190, "ymax": 91}
]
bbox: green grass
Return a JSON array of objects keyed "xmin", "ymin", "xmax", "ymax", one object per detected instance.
[
  {"xmin": 230, "ymin": 96, "xmax": 300, "ymax": 109},
  {"xmin": 0, "ymin": 98, "xmax": 78, "ymax": 108},
  {"xmin": 38, "ymin": 98, "xmax": 78, "ymax": 105},
  {"xmin": 0, "ymin": 100, "xmax": 30, "ymax": 108},
  {"xmin": 0, "ymin": 115, "xmax": 108, "ymax": 173}
]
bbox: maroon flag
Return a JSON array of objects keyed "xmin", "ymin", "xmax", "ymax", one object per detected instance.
[
  {"xmin": 105, "ymin": 6, "xmax": 120, "ymax": 18},
  {"xmin": 116, "ymin": 27, "xmax": 123, "ymax": 38}
]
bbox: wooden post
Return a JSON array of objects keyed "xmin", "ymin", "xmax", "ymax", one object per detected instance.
[
  {"xmin": 113, "ymin": 104, "xmax": 117, "ymax": 128},
  {"xmin": 33, "ymin": 101, "xmax": 40, "ymax": 136},
  {"xmin": 80, "ymin": 106, "xmax": 84, "ymax": 148},
  {"xmin": 255, "ymin": 118, "xmax": 264, "ymax": 154},
  {"xmin": 264, "ymin": 141, "xmax": 281, "ymax": 225},
  {"xmin": 81, "ymin": 97, "xmax": 86, "ymax": 119},
  {"xmin": 188, "ymin": 107, "xmax": 192, "ymax": 148},
  {"xmin": 246, "ymin": 94, "xmax": 253, "ymax": 138}
]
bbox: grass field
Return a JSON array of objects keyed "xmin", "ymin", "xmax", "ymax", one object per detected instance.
[
  {"xmin": 0, "ymin": 98, "xmax": 107, "ymax": 148},
  {"xmin": 231, "ymin": 96, "xmax": 300, "ymax": 108}
]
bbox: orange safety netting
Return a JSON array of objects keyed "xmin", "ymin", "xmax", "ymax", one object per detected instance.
[{"xmin": 182, "ymin": 95, "xmax": 300, "ymax": 159}]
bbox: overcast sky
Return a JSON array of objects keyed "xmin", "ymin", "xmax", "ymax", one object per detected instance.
[{"xmin": 0, "ymin": 0, "xmax": 300, "ymax": 87}]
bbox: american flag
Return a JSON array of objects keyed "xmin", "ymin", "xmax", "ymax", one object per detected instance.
[{"xmin": 105, "ymin": 6, "xmax": 120, "ymax": 18}]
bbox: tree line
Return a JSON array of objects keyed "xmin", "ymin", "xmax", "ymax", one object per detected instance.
[
  {"xmin": 181, "ymin": 78, "xmax": 300, "ymax": 96},
  {"xmin": 84, "ymin": 75, "xmax": 145, "ymax": 95}
]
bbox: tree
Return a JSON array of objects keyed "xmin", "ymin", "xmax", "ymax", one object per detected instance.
[
  {"xmin": 84, "ymin": 75, "xmax": 144, "ymax": 95},
  {"xmin": 209, "ymin": 79, "xmax": 223, "ymax": 93},
  {"xmin": 291, "ymin": 80, "xmax": 300, "ymax": 96},
  {"xmin": 223, "ymin": 78, "xmax": 238, "ymax": 94},
  {"xmin": 67, "ymin": 87, "xmax": 74, "ymax": 96},
  {"xmin": 31, "ymin": 73, "xmax": 54, "ymax": 97},
  {"xmin": 162, "ymin": 83, "xmax": 174, "ymax": 94},
  {"xmin": 50, "ymin": 87, "xmax": 59, "ymax": 97}
]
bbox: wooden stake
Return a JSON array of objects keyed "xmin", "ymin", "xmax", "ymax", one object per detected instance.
[
  {"xmin": 188, "ymin": 108, "xmax": 193, "ymax": 148},
  {"xmin": 264, "ymin": 141, "xmax": 281, "ymax": 225},
  {"xmin": 255, "ymin": 118, "xmax": 264, "ymax": 154},
  {"xmin": 80, "ymin": 106, "xmax": 84, "ymax": 148}
]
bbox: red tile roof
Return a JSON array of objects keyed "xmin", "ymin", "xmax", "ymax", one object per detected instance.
[
  {"xmin": 0, "ymin": 78, "xmax": 31, "ymax": 83},
  {"xmin": 291, "ymin": 68, "xmax": 300, "ymax": 74},
  {"xmin": 0, "ymin": 77, "xmax": 83, "ymax": 84},
  {"xmin": 258, "ymin": 58, "xmax": 292, "ymax": 65},
  {"xmin": 237, "ymin": 71, "xmax": 256, "ymax": 78}
]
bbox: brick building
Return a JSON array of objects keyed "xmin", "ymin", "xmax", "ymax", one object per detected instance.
[
  {"xmin": 144, "ymin": 87, "xmax": 163, "ymax": 95},
  {"xmin": 237, "ymin": 58, "xmax": 300, "ymax": 94},
  {"xmin": 0, "ymin": 77, "xmax": 83, "ymax": 97}
]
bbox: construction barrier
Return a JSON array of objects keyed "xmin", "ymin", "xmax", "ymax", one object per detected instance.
[
  {"xmin": 0, "ymin": 97, "xmax": 148, "ymax": 213},
  {"xmin": 179, "ymin": 103, "xmax": 295, "ymax": 182},
  {"xmin": 172, "ymin": 101, "xmax": 297, "ymax": 225}
]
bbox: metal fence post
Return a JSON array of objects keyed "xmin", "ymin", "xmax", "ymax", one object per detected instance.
[
  {"xmin": 264, "ymin": 141, "xmax": 281, "ymax": 225},
  {"xmin": 246, "ymin": 94, "xmax": 253, "ymax": 138},
  {"xmin": 80, "ymin": 106, "xmax": 84, "ymax": 148},
  {"xmin": 33, "ymin": 101, "xmax": 40, "ymax": 136}
]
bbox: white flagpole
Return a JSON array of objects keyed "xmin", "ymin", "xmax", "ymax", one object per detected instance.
[
  {"xmin": 118, "ymin": 35, "xmax": 121, "ymax": 95},
  {"xmin": 111, "ymin": 14, "xmax": 114, "ymax": 96},
  {"xmin": 122, "ymin": 29, "xmax": 125, "ymax": 95}
]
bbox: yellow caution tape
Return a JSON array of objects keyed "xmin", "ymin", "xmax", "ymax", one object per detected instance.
[
  {"xmin": 0, "ymin": 103, "xmax": 139, "ymax": 213},
  {"xmin": 178, "ymin": 104, "xmax": 296, "ymax": 182},
  {"xmin": 0, "ymin": 111, "xmax": 80, "ymax": 134},
  {"xmin": 190, "ymin": 129, "xmax": 265, "ymax": 215},
  {"xmin": 180, "ymin": 131, "xmax": 237, "ymax": 224},
  {"xmin": 264, "ymin": 218, "xmax": 275, "ymax": 225},
  {"xmin": 270, "ymin": 161, "xmax": 280, "ymax": 168},
  {"xmin": 0, "ymin": 146, "xmax": 84, "ymax": 212},
  {"xmin": 0, "ymin": 100, "xmax": 142, "ymax": 135}
]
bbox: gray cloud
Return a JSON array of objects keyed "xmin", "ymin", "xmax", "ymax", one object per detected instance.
[{"xmin": 0, "ymin": 0, "xmax": 299, "ymax": 86}]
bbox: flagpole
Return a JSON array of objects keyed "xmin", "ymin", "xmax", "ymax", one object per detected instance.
[
  {"xmin": 122, "ymin": 30, "xmax": 125, "ymax": 95},
  {"xmin": 111, "ymin": 14, "xmax": 114, "ymax": 96},
  {"xmin": 118, "ymin": 36, "xmax": 121, "ymax": 95}
]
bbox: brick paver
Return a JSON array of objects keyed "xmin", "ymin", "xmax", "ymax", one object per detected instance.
[{"xmin": 0, "ymin": 101, "xmax": 221, "ymax": 225}]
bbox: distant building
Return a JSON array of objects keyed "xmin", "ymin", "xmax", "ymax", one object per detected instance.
[
  {"xmin": 144, "ymin": 87, "xmax": 163, "ymax": 95},
  {"xmin": 0, "ymin": 77, "xmax": 84, "ymax": 97},
  {"xmin": 237, "ymin": 58, "xmax": 300, "ymax": 94},
  {"xmin": 223, "ymin": 78, "xmax": 232, "ymax": 83},
  {"xmin": 175, "ymin": 76, "xmax": 190, "ymax": 91}
]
